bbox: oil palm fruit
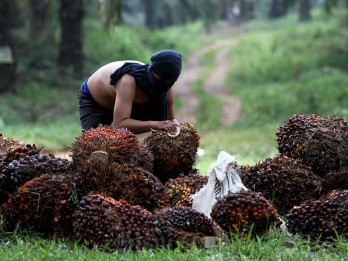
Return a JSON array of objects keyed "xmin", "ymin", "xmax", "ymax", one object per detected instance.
[
  {"xmin": 73, "ymin": 194, "xmax": 158, "ymax": 251},
  {"xmin": 143, "ymin": 122, "xmax": 200, "ymax": 183},
  {"xmin": 287, "ymin": 190, "xmax": 348, "ymax": 241},
  {"xmin": 0, "ymin": 134, "xmax": 42, "ymax": 163},
  {"xmin": 276, "ymin": 114, "xmax": 348, "ymax": 177},
  {"xmin": 211, "ymin": 190, "xmax": 279, "ymax": 237},
  {"xmin": 0, "ymin": 154, "xmax": 71, "ymax": 203},
  {"xmin": 155, "ymin": 206, "xmax": 223, "ymax": 249},
  {"xmin": 74, "ymin": 161, "xmax": 164, "ymax": 211},
  {"xmin": 2, "ymin": 173, "xmax": 77, "ymax": 237},
  {"xmin": 70, "ymin": 125, "xmax": 151, "ymax": 172},
  {"xmin": 322, "ymin": 168, "xmax": 348, "ymax": 192},
  {"xmin": 240, "ymin": 155, "xmax": 323, "ymax": 215},
  {"xmin": 162, "ymin": 172, "xmax": 208, "ymax": 208}
]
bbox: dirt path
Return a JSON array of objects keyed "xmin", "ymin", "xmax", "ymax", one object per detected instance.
[{"xmin": 174, "ymin": 38, "xmax": 241, "ymax": 125}]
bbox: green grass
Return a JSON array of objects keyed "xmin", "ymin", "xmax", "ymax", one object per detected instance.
[{"xmin": 0, "ymin": 230, "xmax": 347, "ymax": 260}]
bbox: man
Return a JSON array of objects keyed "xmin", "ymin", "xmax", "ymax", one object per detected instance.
[{"xmin": 78, "ymin": 49, "xmax": 182, "ymax": 134}]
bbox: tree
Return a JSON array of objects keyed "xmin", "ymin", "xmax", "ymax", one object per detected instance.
[
  {"xmin": 57, "ymin": 0, "xmax": 84, "ymax": 75},
  {"xmin": 299, "ymin": 0, "xmax": 311, "ymax": 22},
  {"xmin": 29, "ymin": 0, "xmax": 50, "ymax": 40},
  {"xmin": 0, "ymin": 0, "xmax": 18, "ymax": 93},
  {"xmin": 142, "ymin": 0, "xmax": 156, "ymax": 29},
  {"xmin": 269, "ymin": 0, "xmax": 285, "ymax": 18}
]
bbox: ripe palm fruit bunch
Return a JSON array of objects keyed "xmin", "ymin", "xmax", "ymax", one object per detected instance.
[
  {"xmin": 74, "ymin": 160, "xmax": 163, "ymax": 211},
  {"xmin": 143, "ymin": 122, "xmax": 200, "ymax": 183},
  {"xmin": 105, "ymin": 163, "xmax": 164, "ymax": 211},
  {"xmin": 131, "ymin": 142, "xmax": 154, "ymax": 173},
  {"xmin": 2, "ymin": 173, "xmax": 77, "ymax": 237},
  {"xmin": 0, "ymin": 134, "xmax": 42, "ymax": 163},
  {"xmin": 322, "ymin": 168, "xmax": 348, "ymax": 192},
  {"xmin": 0, "ymin": 154, "xmax": 71, "ymax": 203},
  {"xmin": 211, "ymin": 190, "xmax": 280, "ymax": 238},
  {"xmin": 276, "ymin": 114, "xmax": 348, "ymax": 177},
  {"xmin": 286, "ymin": 190, "xmax": 348, "ymax": 241},
  {"xmin": 155, "ymin": 206, "xmax": 224, "ymax": 249},
  {"xmin": 70, "ymin": 125, "xmax": 146, "ymax": 172},
  {"xmin": 162, "ymin": 172, "xmax": 208, "ymax": 208},
  {"xmin": 73, "ymin": 194, "xmax": 158, "ymax": 251},
  {"xmin": 240, "ymin": 155, "xmax": 323, "ymax": 215}
]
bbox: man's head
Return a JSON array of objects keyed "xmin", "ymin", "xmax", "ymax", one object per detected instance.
[{"xmin": 149, "ymin": 50, "xmax": 182, "ymax": 84}]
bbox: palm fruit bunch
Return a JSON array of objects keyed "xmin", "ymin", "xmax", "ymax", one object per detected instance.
[
  {"xmin": 74, "ymin": 160, "xmax": 163, "ymax": 211},
  {"xmin": 287, "ymin": 190, "xmax": 348, "ymax": 241},
  {"xmin": 103, "ymin": 163, "xmax": 164, "ymax": 211},
  {"xmin": 70, "ymin": 125, "xmax": 148, "ymax": 172},
  {"xmin": 0, "ymin": 134, "xmax": 42, "ymax": 163},
  {"xmin": 162, "ymin": 172, "xmax": 208, "ymax": 208},
  {"xmin": 0, "ymin": 154, "xmax": 71, "ymax": 203},
  {"xmin": 143, "ymin": 122, "xmax": 200, "ymax": 183},
  {"xmin": 211, "ymin": 190, "xmax": 280, "ymax": 237},
  {"xmin": 2, "ymin": 173, "xmax": 77, "ymax": 237},
  {"xmin": 131, "ymin": 142, "xmax": 154, "ymax": 173},
  {"xmin": 322, "ymin": 168, "xmax": 348, "ymax": 192},
  {"xmin": 240, "ymin": 155, "xmax": 323, "ymax": 215},
  {"xmin": 155, "ymin": 206, "xmax": 224, "ymax": 249},
  {"xmin": 73, "ymin": 194, "xmax": 158, "ymax": 251},
  {"xmin": 276, "ymin": 114, "xmax": 348, "ymax": 177}
]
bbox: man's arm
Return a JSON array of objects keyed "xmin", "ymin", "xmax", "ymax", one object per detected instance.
[{"xmin": 113, "ymin": 75, "xmax": 178, "ymax": 134}]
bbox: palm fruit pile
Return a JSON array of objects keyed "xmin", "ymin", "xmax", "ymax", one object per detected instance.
[
  {"xmin": 286, "ymin": 190, "xmax": 348, "ymax": 241},
  {"xmin": 155, "ymin": 206, "xmax": 223, "ymax": 249},
  {"xmin": 73, "ymin": 194, "xmax": 158, "ymax": 251},
  {"xmin": 70, "ymin": 125, "xmax": 150, "ymax": 172},
  {"xmin": 239, "ymin": 155, "xmax": 323, "ymax": 215},
  {"xmin": 0, "ymin": 154, "xmax": 71, "ymax": 203},
  {"xmin": 162, "ymin": 172, "xmax": 208, "ymax": 208},
  {"xmin": 322, "ymin": 169, "xmax": 348, "ymax": 192},
  {"xmin": 2, "ymin": 173, "xmax": 77, "ymax": 237},
  {"xmin": 143, "ymin": 122, "xmax": 200, "ymax": 183},
  {"xmin": 276, "ymin": 114, "xmax": 348, "ymax": 177},
  {"xmin": 211, "ymin": 190, "xmax": 280, "ymax": 237}
]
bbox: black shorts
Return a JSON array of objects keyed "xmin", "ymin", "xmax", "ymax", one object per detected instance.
[{"xmin": 78, "ymin": 90, "xmax": 113, "ymax": 131}]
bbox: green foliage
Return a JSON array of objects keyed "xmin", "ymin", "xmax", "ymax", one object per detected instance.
[
  {"xmin": 0, "ymin": 230, "xmax": 347, "ymax": 260},
  {"xmin": 196, "ymin": 124, "xmax": 278, "ymax": 173},
  {"xmin": 226, "ymin": 12, "xmax": 348, "ymax": 127},
  {"xmin": 0, "ymin": 83, "xmax": 76, "ymax": 124}
]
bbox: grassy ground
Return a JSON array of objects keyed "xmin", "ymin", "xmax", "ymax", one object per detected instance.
[{"xmin": 0, "ymin": 230, "xmax": 347, "ymax": 261}]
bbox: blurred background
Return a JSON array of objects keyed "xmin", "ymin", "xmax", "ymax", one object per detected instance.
[{"xmin": 0, "ymin": 0, "xmax": 347, "ymax": 173}]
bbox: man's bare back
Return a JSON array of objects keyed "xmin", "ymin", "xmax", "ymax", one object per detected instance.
[{"xmin": 87, "ymin": 61, "xmax": 146, "ymax": 110}]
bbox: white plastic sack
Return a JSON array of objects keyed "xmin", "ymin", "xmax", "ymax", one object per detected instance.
[{"xmin": 192, "ymin": 151, "xmax": 247, "ymax": 218}]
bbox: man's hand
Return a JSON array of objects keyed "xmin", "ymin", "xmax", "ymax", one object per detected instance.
[
  {"xmin": 152, "ymin": 120, "xmax": 179, "ymax": 135},
  {"xmin": 171, "ymin": 118, "xmax": 180, "ymax": 125}
]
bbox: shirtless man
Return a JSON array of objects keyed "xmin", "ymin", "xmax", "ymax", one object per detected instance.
[{"xmin": 78, "ymin": 50, "xmax": 182, "ymax": 134}]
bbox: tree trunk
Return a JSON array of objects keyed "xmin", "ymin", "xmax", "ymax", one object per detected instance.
[
  {"xmin": 29, "ymin": 0, "xmax": 50, "ymax": 40},
  {"xmin": 58, "ymin": 0, "xmax": 84, "ymax": 75},
  {"xmin": 269, "ymin": 0, "xmax": 285, "ymax": 18},
  {"xmin": 0, "ymin": 0, "xmax": 17, "ymax": 94},
  {"xmin": 143, "ymin": 0, "xmax": 156, "ymax": 29},
  {"xmin": 299, "ymin": 0, "xmax": 311, "ymax": 22}
]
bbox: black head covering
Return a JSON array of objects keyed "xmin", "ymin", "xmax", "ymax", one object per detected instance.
[
  {"xmin": 149, "ymin": 49, "xmax": 182, "ymax": 81},
  {"xmin": 109, "ymin": 50, "xmax": 182, "ymax": 120}
]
